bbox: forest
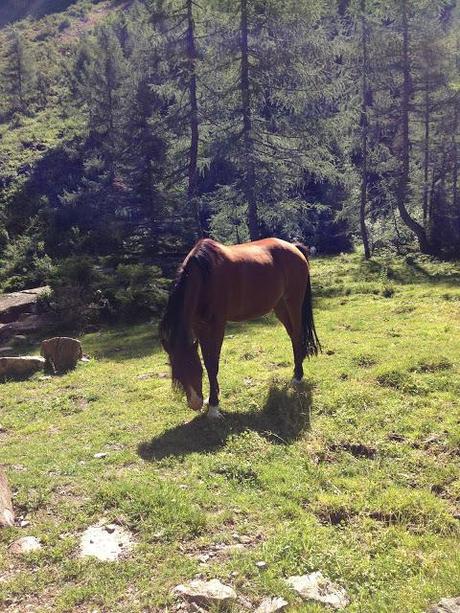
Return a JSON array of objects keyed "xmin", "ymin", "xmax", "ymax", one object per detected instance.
[{"xmin": 0, "ymin": 0, "xmax": 458, "ymax": 319}]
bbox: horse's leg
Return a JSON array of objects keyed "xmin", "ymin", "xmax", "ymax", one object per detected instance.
[
  {"xmin": 275, "ymin": 297, "xmax": 304, "ymax": 383},
  {"xmin": 199, "ymin": 322, "xmax": 225, "ymax": 419}
]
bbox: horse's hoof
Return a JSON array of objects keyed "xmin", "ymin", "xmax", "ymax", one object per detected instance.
[
  {"xmin": 206, "ymin": 405, "xmax": 224, "ymax": 420},
  {"xmin": 291, "ymin": 377, "xmax": 303, "ymax": 385}
]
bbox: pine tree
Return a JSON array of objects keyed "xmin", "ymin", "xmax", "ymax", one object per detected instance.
[{"xmin": 1, "ymin": 27, "xmax": 35, "ymax": 115}]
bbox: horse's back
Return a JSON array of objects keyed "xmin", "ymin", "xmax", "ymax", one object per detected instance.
[{"xmin": 198, "ymin": 238, "xmax": 308, "ymax": 322}]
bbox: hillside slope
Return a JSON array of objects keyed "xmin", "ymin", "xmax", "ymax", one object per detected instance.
[{"xmin": 0, "ymin": 0, "xmax": 84, "ymax": 26}]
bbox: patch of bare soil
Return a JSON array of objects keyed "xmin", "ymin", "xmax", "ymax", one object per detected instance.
[{"xmin": 330, "ymin": 442, "xmax": 377, "ymax": 459}]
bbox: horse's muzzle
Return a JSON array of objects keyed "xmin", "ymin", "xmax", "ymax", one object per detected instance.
[{"xmin": 187, "ymin": 388, "xmax": 203, "ymax": 411}]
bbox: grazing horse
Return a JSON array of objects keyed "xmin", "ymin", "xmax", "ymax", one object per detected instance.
[{"xmin": 159, "ymin": 238, "xmax": 320, "ymax": 418}]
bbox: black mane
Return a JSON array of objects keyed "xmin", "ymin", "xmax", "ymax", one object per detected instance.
[{"xmin": 159, "ymin": 239, "xmax": 219, "ymax": 353}]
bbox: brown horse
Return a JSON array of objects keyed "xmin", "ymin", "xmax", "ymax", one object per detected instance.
[{"xmin": 159, "ymin": 238, "xmax": 320, "ymax": 418}]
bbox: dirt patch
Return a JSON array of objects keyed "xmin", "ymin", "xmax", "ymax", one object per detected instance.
[{"xmin": 330, "ymin": 442, "xmax": 377, "ymax": 459}]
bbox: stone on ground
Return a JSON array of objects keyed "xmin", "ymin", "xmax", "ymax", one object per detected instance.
[
  {"xmin": 0, "ymin": 356, "xmax": 45, "ymax": 380},
  {"xmin": 286, "ymin": 571, "xmax": 349, "ymax": 609},
  {"xmin": 79, "ymin": 523, "xmax": 134, "ymax": 561},
  {"xmin": 10, "ymin": 536, "xmax": 42, "ymax": 554},
  {"xmin": 40, "ymin": 337, "xmax": 82, "ymax": 373},
  {"xmin": 428, "ymin": 597, "xmax": 460, "ymax": 613},
  {"xmin": 173, "ymin": 579, "xmax": 237, "ymax": 608},
  {"xmin": 255, "ymin": 596, "xmax": 288, "ymax": 612},
  {"xmin": 0, "ymin": 469, "xmax": 15, "ymax": 527}
]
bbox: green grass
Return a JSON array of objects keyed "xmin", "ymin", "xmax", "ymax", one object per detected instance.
[{"xmin": 0, "ymin": 253, "xmax": 459, "ymax": 612}]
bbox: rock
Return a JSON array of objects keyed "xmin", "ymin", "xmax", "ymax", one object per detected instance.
[
  {"xmin": 0, "ymin": 356, "xmax": 45, "ymax": 381},
  {"xmin": 13, "ymin": 335, "xmax": 27, "ymax": 342},
  {"xmin": 0, "ymin": 469, "xmax": 15, "ymax": 527},
  {"xmin": 0, "ymin": 347, "xmax": 14, "ymax": 355},
  {"xmin": 286, "ymin": 572, "xmax": 349, "ymax": 609},
  {"xmin": 173, "ymin": 579, "xmax": 237, "ymax": 608},
  {"xmin": 428, "ymin": 597, "xmax": 460, "ymax": 613},
  {"xmin": 9, "ymin": 536, "xmax": 42, "ymax": 554},
  {"xmin": 79, "ymin": 523, "xmax": 134, "ymax": 561},
  {"xmin": 255, "ymin": 560, "xmax": 268, "ymax": 569},
  {"xmin": 0, "ymin": 314, "xmax": 54, "ymax": 341},
  {"xmin": 40, "ymin": 337, "xmax": 82, "ymax": 373},
  {"xmin": 94, "ymin": 452, "xmax": 107, "ymax": 459},
  {"xmin": 0, "ymin": 286, "xmax": 50, "ymax": 324},
  {"xmin": 255, "ymin": 597, "xmax": 288, "ymax": 613}
]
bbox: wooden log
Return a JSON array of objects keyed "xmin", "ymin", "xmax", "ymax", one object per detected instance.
[{"xmin": 0, "ymin": 468, "xmax": 15, "ymax": 527}]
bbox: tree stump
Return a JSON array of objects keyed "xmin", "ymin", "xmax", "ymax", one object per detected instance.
[{"xmin": 40, "ymin": 337, "xmax": 82, "ymax": 374}]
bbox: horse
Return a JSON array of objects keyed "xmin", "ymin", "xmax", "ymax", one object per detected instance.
[{"xmin": 159, "ymin": 237, "xmax": 320, "ymax": 418}]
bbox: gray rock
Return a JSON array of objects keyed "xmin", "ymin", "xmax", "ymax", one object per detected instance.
[
  {"xmin": 0, "ymin": 356, "xmax": 45, "ymax": 380},
  {"xmin": 173, "ymin": 579, "xmax": 237, "ymax": 608},
  {"xmin": 0, "ymin": 286, "xmax": 49, "ymax": 324},
  {"xmin": 9, "ymin": 536, "xmax": 42, "ymax": 554},
  {"xmin": 0, "ymin": 469, "xmax": 15, "ymax": 527},
  {"xmin": 79, "ymin": 523, "xmax": 134, "ymax": 561},
  {"xmin": 41, "ymin": 337, "xmax": 82, "ymax": 373},
  {"xmin": 428, "ymin": 597, "xmax": 460, "ymax": 613},
  {"xmin": 255, "ymin": 597, "xmax": 288, "ymax": 613},
  {"xmin": 0, "ymin": 346, "xmax": 14, "ymax": 355},
  {"xmin": 286, "ymin": 571, "xmax": 349, "ymax": 609}
]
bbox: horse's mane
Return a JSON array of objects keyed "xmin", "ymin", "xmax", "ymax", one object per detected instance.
[{"xmin": 159, "ymin": 239, "xmax": 219, "ymax": 353}]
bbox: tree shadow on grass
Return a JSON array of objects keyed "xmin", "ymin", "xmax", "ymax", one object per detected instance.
[{"xmin": 137, "ymin": 380, "xmax": 313, "ymax": 461}]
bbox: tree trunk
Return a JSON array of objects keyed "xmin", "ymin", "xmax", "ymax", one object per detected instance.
[
  {"xmin": 453, "ymin": 93, "xmax": 459, "ymax": 244},
  {"xmin": 422, "ymin": 79, "xmax": 430, "ymax": 228},
  {"xmin": 240, "ymin": 0, "xmax": 259, "ymax": 240},
  {"xmin": 186, "ymin": 0, "xmax": 202, "ymax": 237},
  {"xmin": 359, "ymin": 0, "xmax": 371, "ymax": 259},
  {"xmin": 397, "ymin": 0, "xmax": 430, "ymax": 253}
]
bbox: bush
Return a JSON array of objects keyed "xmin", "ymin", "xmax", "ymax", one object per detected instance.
[
  {"xmin": 0, "ymin": 230, "xmax": 55, "ymax": 292},
  {"xmin": 49, "ymin": 257, "xmax": 169, "ymax": 329}
]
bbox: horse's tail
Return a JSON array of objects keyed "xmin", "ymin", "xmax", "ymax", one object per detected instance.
[{"xmin": 294, "ymin": 242, "xmax": 321, "ymax": 358}]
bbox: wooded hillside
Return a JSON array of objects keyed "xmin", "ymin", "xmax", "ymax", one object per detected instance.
[{"xmin": 0, "ymin": 0, "xmax": 458, "ymax": 307}]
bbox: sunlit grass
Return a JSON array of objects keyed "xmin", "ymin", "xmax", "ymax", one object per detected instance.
[{"xmin": 0, "ymin": 253, "xmax": 459, "ymax": 611}]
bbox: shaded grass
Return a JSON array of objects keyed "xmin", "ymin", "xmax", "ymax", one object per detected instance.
[{"xmin": 0, "ymin": 252, "xmax": 459, "ymax": 612}]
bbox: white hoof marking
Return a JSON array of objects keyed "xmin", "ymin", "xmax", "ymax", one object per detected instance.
[
  {"xmin": 291, "ymin": 377, "xmax": 302, "ymax": 385},
  {"xmin": 207, "ymin": 405, "xmax": 223, "ymax": 420}
]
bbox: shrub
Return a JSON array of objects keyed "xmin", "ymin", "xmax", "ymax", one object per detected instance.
[{"xmin": 48, "ymin": 258, "xmax": 169, "ymax": 329}]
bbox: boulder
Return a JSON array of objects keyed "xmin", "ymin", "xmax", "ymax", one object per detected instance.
[
  {"xmin": 9, "ymin": 536, "xmax": 42, "ymax": 555},
  {"xmin": 0, "ymin": 469, "xmax": 15, "ymax": 527},
  {"xmin": 41, "ymin": 337, "xmax": 82, "ymax": 373},
  {"xmin": 255, "ymin": 597, "xmax": 288, "ymax": 613},
  {"xmin": 428, "ymin": 597, "xmax": 460, "ymax": 613},
  {"xmin": 0, "ymin": 287, "xmax": 50, "ymax": 324},
  {"xmin": 79, "ymin": 523, "xmax": 134, "ymax": 561},
  {"xmin": 286, "ymin": 572, "xmax": 349, "ymax": 609},
  {"xmin": 0, "ymin": 356, "xmax": 45, "ymax": 380},
  {"xmin": 173, "ymin": 579, "xmax": 237, "ymax": 608}
]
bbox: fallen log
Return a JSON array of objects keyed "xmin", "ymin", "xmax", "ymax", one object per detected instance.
[{"xmin": 0, "ymin": 468, "xmax": 15, "ymax": 527}]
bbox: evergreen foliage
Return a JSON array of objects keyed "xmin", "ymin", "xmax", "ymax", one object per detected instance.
[{"xmin": 0, "ymin": 0, "xmax": 458, "ymax": 306}]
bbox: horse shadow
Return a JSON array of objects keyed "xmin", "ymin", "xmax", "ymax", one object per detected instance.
[{"xmin": 137, "ymin": 380, "xmax": 313, "ymax": 461}]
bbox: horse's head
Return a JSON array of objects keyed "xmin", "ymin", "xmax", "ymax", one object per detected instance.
[{"xmin": 164, "ymin": 339, "xmax": 204, "ymax": 411}]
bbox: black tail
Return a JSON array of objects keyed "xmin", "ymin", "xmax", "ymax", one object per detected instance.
[
  {"xmin": 302, "ymin": 272, "xmax": 321, "ymax": 357},
  {"xmin": 294, "ymin": 242, "xmax": 321, "ymax": 357}
]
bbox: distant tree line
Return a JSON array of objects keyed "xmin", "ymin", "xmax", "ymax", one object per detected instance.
[{"xmin": 0, "ymin": 0, "xmax": 458, "ymax": 297}]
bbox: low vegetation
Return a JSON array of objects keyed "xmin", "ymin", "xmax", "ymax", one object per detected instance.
[{"xmin": 0, "ymin": 254, "xmax": 459, "ymax": 611}]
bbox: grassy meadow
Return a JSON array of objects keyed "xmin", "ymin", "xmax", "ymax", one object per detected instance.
[{"xmin": 0, "ymin": 253, "xmax": 459, "ymax": 612}]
